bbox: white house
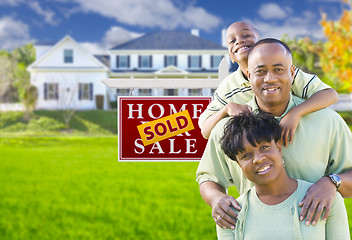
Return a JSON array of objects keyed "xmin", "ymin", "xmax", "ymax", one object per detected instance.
[
  {"xmin": 27, "ymin": 35, "xmax": 109, "ymax": 110},
  {"xmin": 27, "ymin": 30, "xmax": 230, "ymax": 110},
  {"xmin": 107, "ymin": 30, "xmax": 228, "ymax": 98}
]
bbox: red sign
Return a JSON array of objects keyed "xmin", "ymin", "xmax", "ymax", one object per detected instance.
[{"xmin": 118, "ymin": 96, "xmax": 211, "ymax": 161}]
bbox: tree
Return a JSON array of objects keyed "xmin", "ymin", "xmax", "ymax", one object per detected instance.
[
  {"xmin": 57, "ymin": 77, "xmax": 79, "ymax": 130},
  {"xmin": 22, "ymin": 85, "xmax": 38, "ymax": 119},
  {"xmin": 282, "ymin": 35, "xmax": 324, "ymax": 77},
  {"xmin": 0, "ymin": 44, "xmax": 35, "ymax": 103},
  {"xmin": 0, "ymin": 52, "xmax": 18, "ymax": 102},
  {"xmin": 320, "ymin": 0, "xmax": 352, "ymax": 92}
]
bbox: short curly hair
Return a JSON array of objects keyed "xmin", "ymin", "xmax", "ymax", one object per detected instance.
[{"xmin": 220, "ymin": 111, "xmax": 282, "ymax": 162}]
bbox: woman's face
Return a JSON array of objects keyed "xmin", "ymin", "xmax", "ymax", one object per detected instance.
[{"xmin": 235, "ymin": 138, "xmax": 283, "ymax": 186}]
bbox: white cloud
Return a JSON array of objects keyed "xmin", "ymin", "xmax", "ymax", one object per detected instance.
[
  {"xmin": 80, "ymin": 42, "xmax": 107, "ymax": 55},
  {"xmin": 28, "ymin": 1, "xmax": 58, "ymax": 25},
  {"xmin": 245, "ymin": 8, "xmax": 325, "ymax": 41},
  {"xmin": 80, "ymin": 26, "xmax": 142, "ymax": 55},
  {"xmin": 102, "ymin": 26, "xmax": 142, "ymax": 49},
  {"xmin": 68, "ymin": 0, "xmax": 221, "ymax": 32},
  {"xmin": 0, "ymin": 16, "xmax": 34, "ymax": 50},
  {"xmin": 0, "ymin": 0, "xmax": 24, "ymax": 6},
  {"xmin": 258, "ymin": 3, "xmax": 288, "ymax": 20}
]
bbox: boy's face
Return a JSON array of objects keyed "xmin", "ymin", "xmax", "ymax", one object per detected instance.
[
  {"xmin": 235, "ymin": 138, "xmax": 283, "ymax": 185},
  {"xmin": 226, "ymin": 22, "xmax": 260, "ymax": 64}
]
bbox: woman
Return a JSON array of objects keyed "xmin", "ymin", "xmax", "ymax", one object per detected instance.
[{"xmin": 219, "ymin": 112, "xmax": 349, "ymax": 239}]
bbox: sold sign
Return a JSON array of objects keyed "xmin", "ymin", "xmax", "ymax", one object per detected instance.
[
  {"xmin": 118, "ymin": 96, "xmax": 211, "ymax": 161},
  {"xmin": 137, "ymin": 110, "xmax": 194, "ymax": 146}
]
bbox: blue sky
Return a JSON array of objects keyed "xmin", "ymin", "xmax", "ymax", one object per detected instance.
[{"xmin": 0, "ymin": 0, "xmax": 349, "ymax": 54}]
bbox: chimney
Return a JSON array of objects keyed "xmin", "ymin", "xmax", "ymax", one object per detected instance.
[
  {"xmin": 221, "ymin": 29, "xmax": 227, "ymax": 47},
  {"xmin": 191, "ymin": 29, "xmax": 199, "ymax": 37}
]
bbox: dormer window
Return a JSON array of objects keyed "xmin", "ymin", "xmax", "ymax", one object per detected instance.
[{"xmin": 64, "ymin": 49, "xmax": 73, "ymax": 63}]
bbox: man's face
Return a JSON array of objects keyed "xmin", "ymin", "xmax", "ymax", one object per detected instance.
[
  {"xmin": 247, "ymin": 43, "xmax": 295, "ymax": 108},
  {"xmin": 226, "ymin": 22, "xmax": 260, "ymax": 64},
  {"xmin": 236, "ymin": 138, "xmax": 283, "ymax": 185}
]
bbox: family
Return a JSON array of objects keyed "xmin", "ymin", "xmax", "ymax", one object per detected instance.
[{"xmin": 196, "ymin": 21, "xmax": 352, "ymax": 239}]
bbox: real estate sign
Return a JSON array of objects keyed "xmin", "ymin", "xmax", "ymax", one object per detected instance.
[{"xmin": 118, "ymin": 96, "xmax": 211, "ymax": 161}]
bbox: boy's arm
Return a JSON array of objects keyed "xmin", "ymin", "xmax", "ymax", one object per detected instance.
[
  {"xmin": 201, "ymin": 103, "xmax": 251, "ymax": 139},
  {"xmin": 280, "ymin": 88, "xmax": 338, "ymax": 146}
]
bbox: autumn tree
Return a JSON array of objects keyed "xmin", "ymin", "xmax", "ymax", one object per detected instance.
[
  {"xmin": 320, "ymin": 0, "xmax": 352, "ymax": 92},
  {"xmin": 282, "ymin": 35, "xmax": 324, "ymax": 78}
]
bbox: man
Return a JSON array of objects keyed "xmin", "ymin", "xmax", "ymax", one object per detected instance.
[
  {"xmin": 199, "ymin": 22, "xmax": 338, "ymax": 146},
  {"xmin": 196, "ymin": 38, "xmax": 352, "ymax": 231}
]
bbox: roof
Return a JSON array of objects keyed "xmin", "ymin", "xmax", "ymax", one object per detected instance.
[
  {"xmin": 94, "ymin": 55, "xmax": 110, "ymax": 67},
  {"xmin": 111, "ymin": 31, "xmax": 226, "ymax": 50},
  {"xmin": 27, "ymin": 35, "xmax": 108, "ymax": 72}
]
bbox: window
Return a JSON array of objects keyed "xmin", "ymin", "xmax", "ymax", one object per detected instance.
[
  {"xmin": 211, "ymin": 55, "xmax": 223, "ymax": 68},
  {"xmin": 64, "ymin": 49, "xmax": 73, "ymax": 63},
  {"xmin": 116, "ymin": 89, "xmax": 130, "ymax": 96},
  {"xmin": 138, "ymin": 89, "xmax": 152, "ymax": 96},
  {"xmin": 79, "ymin": 83, "xmax": 93, "ymax": 100},
  {"xmin": 116, "ymin": 56, "xmax": 130, "ymax": 68},
  {"xmin": 164, "ymin": 89, "xmax": 178, "ymax": 96},
  {"xmin": 139, "ymin": 55, "xmax": 152, "ymax": 68},
  {"xmin": 189, "ymin": 55, "xmax": 201, "ymax": 69},
  {"xmin": 188, "ymin": 89, "xmax": 201, "ymax": 96},
  {"xmin": 165, "ymin": 55, "xmax": 177, "ymax": 67},
  {"xmin": 44, "ymin": 83, "xmax": 59, "ymax": 100}
]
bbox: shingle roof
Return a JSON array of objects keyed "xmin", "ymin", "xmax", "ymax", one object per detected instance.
[{"xmin": 111, "ymin": 31, "xmax": 226, "ymax": 50}]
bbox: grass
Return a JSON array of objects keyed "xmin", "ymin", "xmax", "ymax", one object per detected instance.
[
  {"xmin": 0, "ymin": 110, "xmax": 117, "ymax": 136},
  {"xmin": 0, "ymin": 137, "xmax": 217, "ymax": 240},
  {"xmin": 1, "ymin": 110, "xmax": 352, "ymax": 239},
  {"xmin": 1, "ymin": 136, "xmax": 352, "ymax": 239}
]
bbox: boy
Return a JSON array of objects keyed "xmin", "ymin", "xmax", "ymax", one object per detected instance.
[
  {"xmin": 199, "ymin": 21, "xmax": 338, "ymax": 146},
  {"xmin": 218, "ymin": 112, "xmax": 349, "ymax": 239}
]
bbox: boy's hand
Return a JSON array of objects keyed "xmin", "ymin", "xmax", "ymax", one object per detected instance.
[
  {"xmin": 279, "ymin": 109, "xmax": 301, "ymax": 147},
  {"xmin": 211, "ymin": 194, "xmax": 241, "ymax": 230},
  {"xmin": 226, "ymin": 103, "xmax": 252, "ymax": 117}
]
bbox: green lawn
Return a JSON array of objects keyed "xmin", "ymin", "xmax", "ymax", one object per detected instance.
[
  {"xmin": 1, "ymin": 110, "xmax": 352, "ymax": 239},
  {"xmin": 0, "ymin": 137, "xmax": 217, "ymax": 240},
  {"xmin": 1, "ymin": 136, "xmax": 352, "ymax": 239}
]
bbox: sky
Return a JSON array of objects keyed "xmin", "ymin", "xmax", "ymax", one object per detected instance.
[{"xmin": 0, "ymin": 0, "xmax": 349, "ymax": 55}]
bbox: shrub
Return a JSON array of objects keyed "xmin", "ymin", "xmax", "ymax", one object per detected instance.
[{"xmin": 27, "ymin": 117, "xmax": 65, "ymax": 132}]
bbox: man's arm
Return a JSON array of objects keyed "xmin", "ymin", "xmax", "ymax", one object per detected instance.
[
  {"xmin": 299, "ymin": 169, "xmax": 352, "ymax": 226},
  {"xmin": 199, "ymin": 181, "xmax": 240, "ymax": 230}
]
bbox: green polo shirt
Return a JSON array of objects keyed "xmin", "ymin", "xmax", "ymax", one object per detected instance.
[
  {"xmin": 217, "ymin": 180, "xmax": 350, "ymax": 240},
  {"xmin": 196, "ymin": 94, "xmax": 352, "ymax": 194},
  {"xmin": 198, "ymin": 67, "xmax": 331, "ymax": 127}
]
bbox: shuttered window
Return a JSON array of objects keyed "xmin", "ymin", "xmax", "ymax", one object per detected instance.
[
  {"xmin": 44, "ymin": 83, "xmax": 59, "ymax": 100},
  {"xmin": 78, "ymin": 83, "xmax": 93, "ymax": 100}
]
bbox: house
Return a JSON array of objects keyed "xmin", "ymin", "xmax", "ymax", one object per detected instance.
[
  {"xmin": 27, "ymin": 35, "xmax": 110, "ymax": 110},
  {"xmin": 107, "ymin": 30, "xmax": 228, "ymax": 98},
  {"xmin": 27, "ymin": 30, "xmax": 229, "ymax": 110}
]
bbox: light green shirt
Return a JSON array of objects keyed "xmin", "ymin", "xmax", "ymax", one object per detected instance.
[
  {"xmin": 198, "ymin": 67, "xmax": 331, "ymax": 127},
  {"xmin": 217, "ymin": 180, "xmax": 350, "ymax": 240},
  {"xmin": 196, "ymin": 95, "xmax": 352, "ymax": 194}
]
